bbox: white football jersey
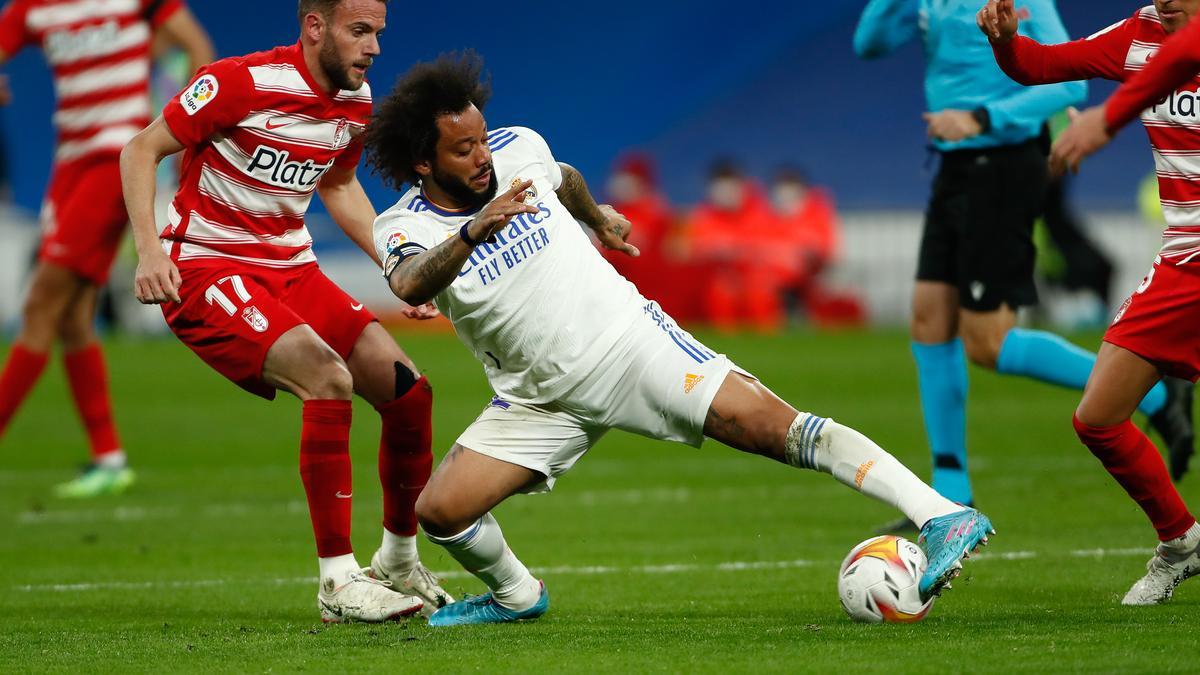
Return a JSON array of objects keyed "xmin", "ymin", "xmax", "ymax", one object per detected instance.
[{"xmin": 373, "ymin": 127, "xmax": 644, "ymax": 404}]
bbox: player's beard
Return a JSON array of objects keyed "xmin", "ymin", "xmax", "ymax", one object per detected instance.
[
  {"xmin": 431, "ymin": 162, "xmax": 498, "ymax": 211},
  {"xmin": 318, "ymin": 39, "xmax": 365, "ymax": 92}
]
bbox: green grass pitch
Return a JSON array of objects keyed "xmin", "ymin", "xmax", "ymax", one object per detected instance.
[{"xmin": 1, "ymin": 330, "xmax": 1197, "ymax": 673}]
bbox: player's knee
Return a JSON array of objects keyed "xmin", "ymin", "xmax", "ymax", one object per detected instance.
[
  {"xmin": 415, "ymin": 491, "xmax": 465, "ymax": 537},
  {"xmin": 299, "ymin": 347, "xmax": 353, "ymax": 400},
  {"xmin": 1073, "ymin": 407, "xmax": 1125, "ymax": 438},
  {"xmin": 56, "ymin": 307, "xmax": 95, "ymax": 350},
  {"xmin": 962, "ymin": 334, "xmax": 1001, "ymax": 370}
]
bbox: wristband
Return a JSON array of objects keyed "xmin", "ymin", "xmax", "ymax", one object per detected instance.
[
  {"xmin": 459, "ymin": 221, "xmax": 479, "ymax": 247},
  {"xmin": 971, "ymin": 107, "xmax": 992, "ymax": 134}
]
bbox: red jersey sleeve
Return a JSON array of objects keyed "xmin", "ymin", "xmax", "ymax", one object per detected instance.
[
  {"xmin": 993, "ymin": 14, "xmax": 1137, "ymax": 86},
  {"xmin": 1107, "ymin": 15, "xmax": 1200, "ymax": 132},
  {"xmin": 162, "ymin": 59, "xmax": 255, "ymax": 148},
  {"xmin": 0, "ymin": 0, "xmax": 31, "ymax": 58}
]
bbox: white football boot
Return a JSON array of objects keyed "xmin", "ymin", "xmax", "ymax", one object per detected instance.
[
  {"xmin": 369, "ymin": 550, "xmax": 455, "ymax": 617},
  {"xmin": 317, "ymin": 570, "xmax": 424, "ymax": 623},
  {"xmin": 1122, "ymin": 525, "xmax": 1200, "ymax": 606}
]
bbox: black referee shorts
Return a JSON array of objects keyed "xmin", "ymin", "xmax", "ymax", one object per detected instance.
[{"xmin": 916, "ymin": 139, "xmax": 1048, "ymax": 312}]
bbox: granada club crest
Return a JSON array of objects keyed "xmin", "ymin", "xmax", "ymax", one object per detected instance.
[
  {"xmin": 334, "ymin": 118, "xmax": 349, "ymax": 147},
  {"xmin": 242, "ymin": 306, "xmax": 270, "ymax": 333}
]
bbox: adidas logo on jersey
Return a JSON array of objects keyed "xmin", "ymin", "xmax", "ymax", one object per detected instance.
[
  {"xmin": 684, "ymin": 373, "xmax": 704, "ymax": 394},
  {"xmin": 246, "ymin": 146, "xmax": 332, "ymax": 190}
]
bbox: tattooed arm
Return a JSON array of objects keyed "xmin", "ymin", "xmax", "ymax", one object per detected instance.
[
  {"xmin": 557, "ymin": 163, "xmax": 640, "ymax": 257},
  {"xmin": 387, "ymin": 180, "xmax": 540, "ymax": 305}
]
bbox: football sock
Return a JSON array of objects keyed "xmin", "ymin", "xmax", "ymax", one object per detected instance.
[
  {"xmin": 379, "ymin": 528, "xmax": 418, "ymax": 573},
  {"xmin": 96, "ymin": 450, "xmax": 127, "ymax": 470},
  {"xmin": 1165, "ymin": 522, "xmax": 1200, "ymax": 554},
  {"xmin": 911, "ymin": 340, "xmax": 972, "ymax": 504},
  {"xmin": 0, "ymin": 345, "xmax": 50, "ymax": 439},
  {"xmin": 998, "ymin": 328, "xmax": 1167, "ymax": 416},
  {"xmin": 1073, "ymin": 415, "xmax": 1196, "ymax": 541},
  {"xmin": 785, "ymin": 413, "xmax": 961, "ymax": 529},
  {"xmin": 318, "ymin": 553, "xmax": 360, "ymax": 587},
  {"xmin": 64, "ymin": 344, "xmax": 123, "ymax": 461},
  {"xmin": 376, "ymin": 376, "xmax": 433, "ymax": 538},
  {"xmin": 300, "ymin": 400, "xmax": 354, "ymax": 559},
  {"xmin": 426, "ymin": 513, "xmax": 541, "ymax": 611}
]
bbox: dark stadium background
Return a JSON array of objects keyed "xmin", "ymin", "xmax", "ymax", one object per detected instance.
[{"xmin": 0, "ymin": 0, "xmax": 1161, "ymax": 220}]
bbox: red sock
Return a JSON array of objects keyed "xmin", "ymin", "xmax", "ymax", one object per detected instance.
[
  {"xmin": 0, "ymin": 345, "xmax": 50, "ymax": 439},
  {"xmin": 376, "ymin": 376, "xmax": 433, "ymax": 537},
  {"xmin": 300, "ymin": 400, "xmax": 354, "ymax": 558},
  {"xmin": 64, "ymin": 345, "xmax": 122, "ymax": 460},
  {"xmin": 1074, "ymin": 415, "xmax": 1196, "ymax": 541}
]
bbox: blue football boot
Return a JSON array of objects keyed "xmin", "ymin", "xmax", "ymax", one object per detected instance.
[
  {"xmin": 428, "ymin": 582, "xmax": 549, "ymax": 627},
  {"xmin": 918, "ymin": 508, "xmax": 995, "ymax": 600}
]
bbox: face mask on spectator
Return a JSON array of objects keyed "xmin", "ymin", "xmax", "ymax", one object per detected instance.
[
  {"xmin": 708, "ymin": 178, "xmax": 743, "ymax": 210},
  {"xmin": 772, "ymin": 183, "xmax": 809, "ymax": 216}
]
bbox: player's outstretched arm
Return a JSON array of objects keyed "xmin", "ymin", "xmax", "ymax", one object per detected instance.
[
  {"xmin": 318, "ymin": 165, "xmax": 382, "ymax": 267},
  {"xmin": 556, "ymin": 163, "xmax": 639, "ymax": 258},
  {"xmin": 155, "ymin": 6, "xmax": 215, "ymax": 75},
  {"xmin": 121, "ymin": 117, "xmax": 186, "ymax": 304},
  {"xmin": 387, "ymin": 180, "xmax": 539, "ymax": 305}
]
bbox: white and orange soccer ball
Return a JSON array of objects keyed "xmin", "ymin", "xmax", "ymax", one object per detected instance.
[{"xmin": 837, "ymin": 535, "xmax": 933, "ymax": 624}]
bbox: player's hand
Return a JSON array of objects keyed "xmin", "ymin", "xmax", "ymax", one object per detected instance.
[
  {"xmin": 592, "ymin": 204, "xmax": 640, "ymax": 257},
  {"xmin": 1049, "ymin": 105, "xmax": 1112, "ymax": 177},
  {"xmin": 977, "ymin": 0, "xmax": 1018, "ymax": 43},
  {"xmin": 923, "ymin": 110, "xmax": 983, "ymax": 143},
  {"xmin": 468, "ymin": 179, "xmax": 541, "ymax": 242},
  {"xmin": 402, "ymin": 302, "xmax": 441, "ymax": 320},
  {"xmin": 134, "ymin": 250, "xmax": 183, "ymax": 304}
]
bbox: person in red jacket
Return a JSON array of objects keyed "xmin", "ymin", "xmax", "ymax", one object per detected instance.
[
  {"xmin": 602, "ymin": 153, "xmax": 674, "ymax": 293},
  {"xmin": 981, "ymin": 0, "xmax": 1200, "ymax": 606},
  {"xmin": 682, "ymin": 161, "xmax": 783, "ymax": 332}
]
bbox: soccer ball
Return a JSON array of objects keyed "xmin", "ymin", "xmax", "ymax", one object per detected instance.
[{"xmin": 837, "ymin": 535, "xmax": 933, "ymax": 624}]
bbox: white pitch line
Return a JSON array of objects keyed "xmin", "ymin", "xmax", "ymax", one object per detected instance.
[{"xmin": 9, "ymin": 548, "xmax": 1151, "ymax": 594}]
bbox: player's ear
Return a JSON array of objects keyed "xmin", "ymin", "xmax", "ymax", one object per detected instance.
[
  {"xmin": 413, "ymin": 159, "xmax": 432, "ymax": 178},
  {"xmin": 301, "ymin": 12, "xmax": 326, "ymax": 44}
]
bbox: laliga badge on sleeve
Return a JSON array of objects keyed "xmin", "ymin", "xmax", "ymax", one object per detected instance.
[{"xmin": 181, "ymin": 74, "xmax": 220, "ymax": 116}]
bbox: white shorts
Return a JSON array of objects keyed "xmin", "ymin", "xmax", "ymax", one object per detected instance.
[{"xmin": 456, "ymin": 301, "xmax": 747, "ymax": 492}]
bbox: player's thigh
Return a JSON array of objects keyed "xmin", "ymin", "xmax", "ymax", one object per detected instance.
[
  {"xmin": 957, "ymin": 143, "xmax": 1044, "ymax": 313},
  {"xmin": 418, "ymin": 444, "xmax": 546, "ymax": 536},
  {"xmin": 451, "ymin": 398, "xmax": 601, "ymax": 497},
  {"xmin": 284, "ymin": 265, "xmax": 378, "ymax": 364},
  {"xmin": 38, "ymin": 160, "xmax": 127, "ymax": 286},
  {"xmin": 1076, "ymin": 342, "xmax": 1162, "ymax": 428},
  {"xmin": 345, "ymin": 321, "xmax": 420, "ymax": 406},
  {"xmin": 163, "ymin": 264, "xmax": 306, "ymax": 400},
  {"xmin": 262, "ymin": 324, "xmax": 353, "ymax": 400}
]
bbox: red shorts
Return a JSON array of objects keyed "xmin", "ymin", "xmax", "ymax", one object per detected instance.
[
  {"xmin": 1106, "ymin": 257, "xmax": 1200, "ymax": 382},
  {"xmin": 38, "ymin": 157, "xmax": 129, "ymax": 285},
  {"xmin": 162, "ymin": 260, "xmax": 377, "ymax": 399}
]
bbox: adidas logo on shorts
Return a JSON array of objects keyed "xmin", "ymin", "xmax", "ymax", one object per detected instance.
[{"xmin": 684, "ymin": 373, "xmax": 704, "ymax": 394}]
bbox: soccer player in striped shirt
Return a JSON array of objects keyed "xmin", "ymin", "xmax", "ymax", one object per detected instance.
[
  {"xmin": 120, "ymin": 0, "xmax": 451, "ymax": 623},
  {"xmin": 0, "ymin": 0, "xmax": 212, "ymax": 498},
  {"xmin": 981, "ymin": 0, "xmax": 1200, "ymax": 605}
]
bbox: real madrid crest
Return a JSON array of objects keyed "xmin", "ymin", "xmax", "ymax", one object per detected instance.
[{"xmin": 510, "ymin": 177, "xmax": 536, "ymax": 203}]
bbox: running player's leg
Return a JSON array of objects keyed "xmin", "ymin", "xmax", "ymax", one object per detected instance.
[
  {"xmin": 284, "ymin": 266, "xmax": 447, "ymax": 608},
  {"xmin": 54, "ymin": 283, "xmax": 133, "ymax": 498},
  {"xmin": 1075, "ymin": 343, "xmax": 1200, "ymax": 605},
  {"xmin": 704, "ymin": 371, "xmax": 991, "ymax": 597},
  {"xmin": 0, "ymin": 262, "xmax": 79, "ymax": 442},
  {"xmin": 417, "ymin": 402, "xmax": 598, "ymax": 625},
  {"xmin": 344, "ymin": 321, "xmax": 450, "ymax": 610}
]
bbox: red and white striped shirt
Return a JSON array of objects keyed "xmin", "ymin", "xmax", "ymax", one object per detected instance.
[
  {"xmin": 160, "ymin": 42, "xmax": 371, "ymax": 269},
  {"xmin": 995, "ymin": 6, "xmax": 1200, "ymax": 263},
  {"xmin": 0, "ymin": 0, "xmax": 182, "ymax": 165}
]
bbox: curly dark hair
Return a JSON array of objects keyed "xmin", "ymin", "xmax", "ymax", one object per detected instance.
[{"xmin": 364, "ymin": 50, "xmax": 492, "ymax": 190}]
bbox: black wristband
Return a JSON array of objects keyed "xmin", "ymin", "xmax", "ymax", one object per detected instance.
[
  {"xmin": 459, "ymin": 221, "xmax": 479, "ymax": 247},
  {"xmin": 971, "ymin": 107, "xmax": 992, "ymax": 134}
]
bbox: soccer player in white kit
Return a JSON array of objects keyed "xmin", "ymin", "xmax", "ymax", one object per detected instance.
[{"xmin": 366, "ymin": 53, "xmax": 996, "ymax": 626}]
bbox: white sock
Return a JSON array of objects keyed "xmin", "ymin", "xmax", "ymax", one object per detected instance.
[
  {"xmin": 380, "ymin": 529, "xmax": 418, "ymax": 573},
  {"xmin": 427, "ymin": 513, "xmax": 541, "ymax": 611},
  {"xmin": 96, "ymin": 450, "xmax": 126, "ymax": 470},
  {"xmin": 785, "ymin": 412, "xmax": 961, "ymax": 528},
  {"xmin": 1165, "ymin": 522, "xmax": 1200, "ymax": 552},
  {"xmin": 318, "ymin": 553, "xmax": 361, "ymax": 588}
]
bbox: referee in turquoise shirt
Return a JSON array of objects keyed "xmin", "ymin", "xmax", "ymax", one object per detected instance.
[{"xmin": 854, "ymin": 1, "xmax": 1124, "ymax": 530}]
